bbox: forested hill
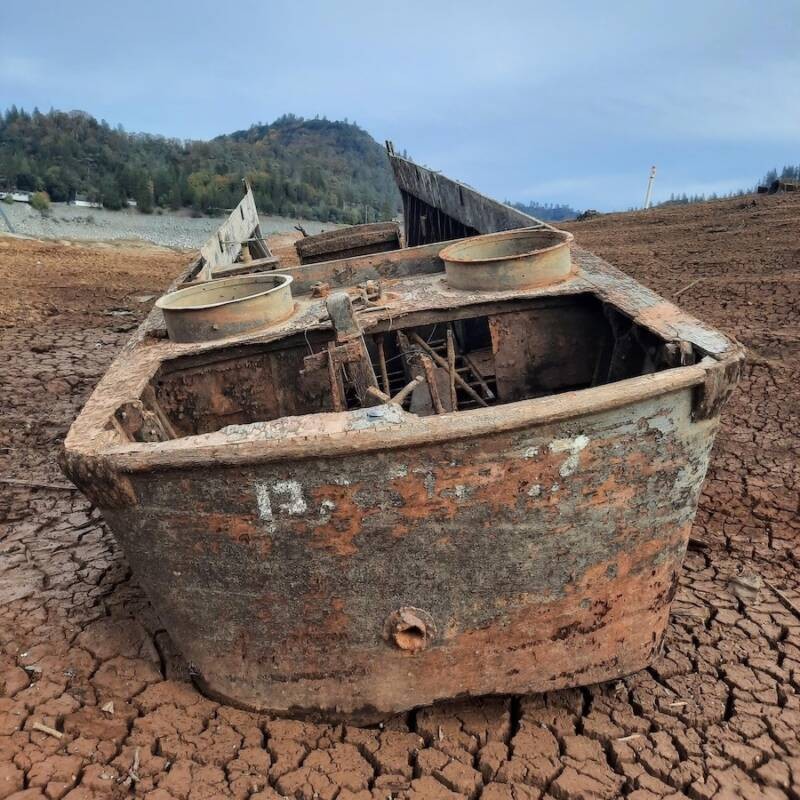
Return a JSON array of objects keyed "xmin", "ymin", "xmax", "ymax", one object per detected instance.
[{"xmin": 0, "ymin": 108, "xmax": 400, "ymax": 223}]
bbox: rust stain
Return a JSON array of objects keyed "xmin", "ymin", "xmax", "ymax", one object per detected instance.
[{"xmin": 304, "ymin": 483, "xmax": 368, "ymax": 556}]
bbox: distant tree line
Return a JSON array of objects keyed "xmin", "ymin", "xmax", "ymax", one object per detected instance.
[
  {"xmin": 510, "ymin": 200, "xmax": 580, "ymax": 221},
  {"xmin": 657, "ymin": 164, "xmax": 800, "ymax": 208},
  {"xmin": 758, "ymin": 165, "xmax": 800, "ymax": 186},
  {"xmin": 658, "ymin": 192, "xmax": 737, "ymax": 206},
  {"xmin": 0, "ymin": 107, "xmax": 401, "ymax": 223}
]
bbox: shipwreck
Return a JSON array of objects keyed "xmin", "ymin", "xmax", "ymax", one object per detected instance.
[{"xmin": 61, "ymin": 145, "xmax": 743, "ymax": 723}]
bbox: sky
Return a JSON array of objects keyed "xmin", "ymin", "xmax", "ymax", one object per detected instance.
[{"xmin": 2, "ymin": 0, "xmax": 799, "ymax": 211}]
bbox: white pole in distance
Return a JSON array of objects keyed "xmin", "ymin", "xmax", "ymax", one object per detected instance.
[{"xmin": 644, "ymin": 166, "xmax": 657, "ymax": 209}]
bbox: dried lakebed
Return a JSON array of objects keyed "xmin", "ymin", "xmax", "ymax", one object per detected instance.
[{"xmin": 1, "ymin": 191, "xmax": 800, "ymax": 799}]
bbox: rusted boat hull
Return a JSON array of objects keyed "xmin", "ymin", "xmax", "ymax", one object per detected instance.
[
  {"xmin": 62, "ymin": 150, "xmax": 743, "ymax": 722},
  {"xmin": 70, "ymin": 378, "xmax": 717, "ymax": 722}
]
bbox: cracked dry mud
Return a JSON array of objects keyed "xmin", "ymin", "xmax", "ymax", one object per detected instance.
[{"xmin": 1, "ymin": 194, "xmax": 799, "ymax": 800}]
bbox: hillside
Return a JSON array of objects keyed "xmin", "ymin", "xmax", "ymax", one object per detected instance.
[{"xmin": 0, "ymin": 108, "xmax": 400, "ymax": 223}]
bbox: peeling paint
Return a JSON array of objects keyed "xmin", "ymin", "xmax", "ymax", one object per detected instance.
[
  {"xmin": 255, "ymin": 483, "xmax": 274, "ymax": 530},
  {"xmin": 350, "ymin": 404, "xmax": 406, "ymax": 429},
  {"xmin": 550, "ymin": 434, "xmax": 590, "ymax": 477},
  {"xmin": 319, "ymin": 498, "xmax": 336, "ymax": 522},
  {"xmin": 271, "ymin": 479, "xmax": 308, "ymax": 515},
  {"xmin": 255, "ymin": 479, "xmax": 307, "ymax": 527},
  {"xmin": 443, "ymin": 484, "xmax": 472, "ymax": 501},
  {"xmin": 647, "ymin": 414, "xmax": 675, "ymax": 435}
]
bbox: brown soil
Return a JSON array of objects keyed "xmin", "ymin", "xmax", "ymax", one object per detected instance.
[{"xmin": 1, "ymin": 193, "xmax": 799, "ymax": 799}]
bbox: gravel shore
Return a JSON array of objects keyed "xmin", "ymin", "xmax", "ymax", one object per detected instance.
[{"xmin": 0, "ymin": 201, "xmax": 336, "ymax": 249}]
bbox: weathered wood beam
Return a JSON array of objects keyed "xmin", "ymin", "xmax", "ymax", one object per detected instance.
[
  {"xmin": 326, "ymin": 293, "xmax": 379, "ymax": 406},
  {"xmin": 408, "ymin": 332, "xmax": 489, "ymax": 408}
]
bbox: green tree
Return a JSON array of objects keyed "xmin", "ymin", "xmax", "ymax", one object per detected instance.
[
  {"xmin": 100, "ymin": 175, "xmax": 124, "ymax": 210},
  {"xmin": 30, "ymin": 191, "xmax": 50, "ymax": 212},
  {"xmin": 135, "ymin": 177, "xmax": 154, "ymax": 213}
]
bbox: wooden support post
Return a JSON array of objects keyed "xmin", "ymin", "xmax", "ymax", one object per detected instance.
[
  {"xmin": 408, "ymin": 332, "xmax": 489, "ymax": 408},
  {"xmin": 326, "ymin": 292, "xmax": 379, "ymax": 406},
  {"xmin": 377, "ymin": 334, "xmax": 391, "ymax": 395},
  {"xmin": 327, "ymin": 341, "xmax": 345, "ymax": 412},
  {"xmin": 446, "ymin": 326, "xmax": 458, "ymax": 410},
  {"xmin": 365, "ymin": 386, "xmax": 391, "ymax": 404},
  {"xmin": 396, "ymin": 331, "xmax": 427, "ymax": 413},
  {"xmin": 419, "ymin": 354, "xmax": 446, "ymax": 414},
  {"xmin": 390, "ymin": 375, "xmax": 425, "ymax": 406}
]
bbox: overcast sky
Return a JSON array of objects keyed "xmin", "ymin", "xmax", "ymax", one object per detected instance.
[{"xmin": 2, "ymin": 1, "xmax": 798, "ymax": 210}]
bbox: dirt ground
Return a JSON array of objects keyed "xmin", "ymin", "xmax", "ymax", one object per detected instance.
[{"xmin": 0, "ymin": 193, "xmax": 798, "ymax": 800}]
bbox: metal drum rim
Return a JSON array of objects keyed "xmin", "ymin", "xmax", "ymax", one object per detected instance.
[
  {"xmin": 155, "ymin": 272, "xmax": 294, "ymax": 313},
  {"xmin": 439, "ymin": 227, "xmax": 573, "ymax": 266}
]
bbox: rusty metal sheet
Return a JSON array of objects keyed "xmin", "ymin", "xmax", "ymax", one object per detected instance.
[
  {"xmin": 156, "ymin": 273, "xmax": 294, "ymax": 343},
  {"xmin": 440, "ymin": 229, "xmax": 574, "ymax": 291},
  {"xmin": 488, "ymin": 305, "xmax": 608, "ymax": 403},
  {"xmin": 93, "ymin": 389, "xmax": 717, "ymax": 722}
]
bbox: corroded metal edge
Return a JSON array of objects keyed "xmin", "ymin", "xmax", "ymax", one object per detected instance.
[{"xmin": 156, "ymin": 273, "xmax": 295, "ymax": 343}]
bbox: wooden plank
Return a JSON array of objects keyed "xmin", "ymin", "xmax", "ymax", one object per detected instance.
[
  {"xmin": 388, "ymin": 153, "xmax": 552, "ymax": 237},
  {"xmin": 94, "ymin": 364, "xmax": 711, "ymax": 472},
  {"xmin": 446, "ymin": 327, "xmax": 458, "ymax": 410},
  {"xmin": 198, "ymin": 184, "xmax": 271, "ymax": 279},
  {"xmin": 327, "ymin": 341, "xmax": 345, "ymax": 412},
  {"xmin": 210, "ymin": 256, "xmax": 280, "ymax": 278},
  {"xmin": 377, "ymin": 335, "xmax": 391, "ymax": 394},
  {"xmin": 296, "ymin": 222, "xmax": 401, "ymax": 264}
]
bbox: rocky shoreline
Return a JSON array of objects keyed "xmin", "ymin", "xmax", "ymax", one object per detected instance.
[{"xmin": 0, "ymin": 201, "xmax": 335, "ymax": 249}]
